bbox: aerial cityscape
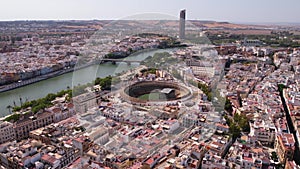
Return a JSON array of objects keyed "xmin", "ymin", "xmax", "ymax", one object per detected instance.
[{"xmin": 1, "ymin": 1, "xmax": 300, "ymax": 169}]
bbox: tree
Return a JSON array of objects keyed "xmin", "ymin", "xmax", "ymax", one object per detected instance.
[
  {"xmin": 198, "ymin": 83, "xmax": 212, "ymax": 101},
  {"xmin": 233, "ymin": 113, "xmax": 250, "ymax": 132},
  {"xmin": 230, "ymin": 123, "xmax": 241, "ymax": 139},
  {"xmin": 100, "ymin": 76, "xmax": 112, "ymax": 90},
  {"xmin": 278, "ymin": 84, "xmax": 287, "ymax": 93},
  {"xmin": 94, "ymin": 77, "xmax": 101, "ymax": 85},
  {"xmin": 4, "ymin": 113, "xmax": 20, "ymax": 122},
  {"xmin": 94, "ymin": 76, "xmax": 114, "ymax": 90},
  {"xmin": 225, "ymin": 98, "xmax": 233, "ymax": 113},
  {"xmin": 46, "ymin": 93, "xmax": 56, "ymax": 101},
  {"xmin": 225, "ymin": 112, "xmax": 249, "ymax": 140},
  {"xmin": 11, "ymin": 89, "xmax": 73, "ymax": 114},
  {"xmin": 6, "ymin": 105, "xmax": 12, "ymax": 114},
  {"xmin": 12, "ymin": 106, "xmax": 21, "ymax": 112}
]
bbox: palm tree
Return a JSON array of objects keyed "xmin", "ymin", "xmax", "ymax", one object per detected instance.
[
  {"xmin": 6, "ymin": 105, "xmax": 12, "ymax": 114},
  {"xmin": 19, "ymin": 97, "xmax": 23, "ymax": 106}
]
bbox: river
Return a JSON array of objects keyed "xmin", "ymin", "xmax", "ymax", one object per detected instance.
[{"xmin": 0, "ymin": 48, "xmax": 175, "ymax": 117}]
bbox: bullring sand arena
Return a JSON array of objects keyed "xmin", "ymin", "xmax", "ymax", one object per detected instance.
[{"xmin": 120, "ymin": 81, "xmax": 192, "ymax": 106}]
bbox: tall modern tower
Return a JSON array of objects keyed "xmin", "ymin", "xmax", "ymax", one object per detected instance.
[{"xmin": 179, "ymin": 9, "xmax": 186, "ymax": 39}]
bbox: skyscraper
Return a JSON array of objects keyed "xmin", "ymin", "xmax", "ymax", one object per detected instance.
[{"xmin": 179, "ymin": 9, "xmax": 186, "ymax": 39}]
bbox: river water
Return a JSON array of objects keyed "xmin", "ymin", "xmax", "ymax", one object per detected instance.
[{"xmin": 0, "ymin": 49, "xmax": 174, "ymax": 117}]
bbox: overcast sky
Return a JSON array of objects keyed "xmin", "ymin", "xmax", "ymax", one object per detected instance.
[{"xmin": 0, "ymin": 0, "xmax": 299, "ymax": 23}]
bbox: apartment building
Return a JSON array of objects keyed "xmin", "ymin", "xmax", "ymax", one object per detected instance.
[{"xmin": 0, "ymin": 121, "xmax": 15, "ymax": 144}]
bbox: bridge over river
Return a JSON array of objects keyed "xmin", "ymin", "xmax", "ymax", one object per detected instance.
[{"xmin": 99, "ymin": 58, "xmax": 142, "ymax": 65}]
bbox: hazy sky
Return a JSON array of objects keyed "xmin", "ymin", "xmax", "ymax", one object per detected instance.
[{"xmin": 0, "ymin": 0, "xmax": 299, "ymax": 23}]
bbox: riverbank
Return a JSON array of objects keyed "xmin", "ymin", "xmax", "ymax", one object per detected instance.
[
  {"xmin": 0, "ymin": 48, "xmax": 177, "ymax": 116},
  {"xmin": 0, "ymin": 46, "xmax": 182, "ymax": 93},
  {"xmin": 0, "ymin": 68, "xmax": 71, "ymax": 93},
  {"xmin": 0, "ymin": 61, "xmax": 95, "ymax": 93}
]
